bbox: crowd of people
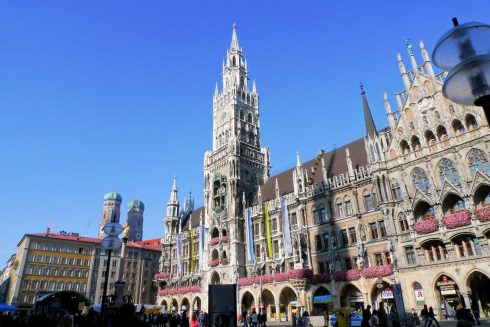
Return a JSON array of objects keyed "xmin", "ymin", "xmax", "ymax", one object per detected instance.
[
  {"xmin": 0, "ymin": 305, "xmax": 210, "ymax": 327},
  {"xmin": 241, "ymin": 309, "xmax": 267, "ymax": 327}
]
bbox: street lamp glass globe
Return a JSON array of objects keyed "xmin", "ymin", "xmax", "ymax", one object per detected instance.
[
  {"xmin": 433, "ymin": 22, "xmax": 490, "ymax": 71},
  {"xmin": 443, "ymin": 55, "xmax": 490, "ymax": 105}
]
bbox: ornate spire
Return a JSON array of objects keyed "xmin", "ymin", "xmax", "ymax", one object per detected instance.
[
  {"xmin": 296, "ymin": 151, "xmax": 302, "ymax": 168},
  {"xmin": 168, "ymin": 177, "xmax": 178, "ymax": 204},
  {"xmin": 214, "ymin": 82, "xmax": 219, "ymax": 97},
  {"xmin": 252, "ymin": 80, "xmax": 257, "ymax": 93},
  {"xmin": 360, "ymin": 83, "xmax": 377, "ymax": 138},
  {"xmin": 275, "ymin": 178, "xmax": 280, "ymax": 198},
  {"xmin": 230, "ymin": 23, "xmax": 239, "ymax": 51}
]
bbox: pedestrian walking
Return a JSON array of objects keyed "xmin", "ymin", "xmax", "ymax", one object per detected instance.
[
  {"xmin": 370, "ymin": 310, "xmax": 380, "ymax": 327},
  {"xmin": 378, "ymin": 303, "xmax": 388, "ymax": 327},
  {"xmin": 362, "ymin": 305, "xmax": 372, "ymax": 327},
  {"xmin": 251, "ymin": 310, "xmax": 258, "ymax": 327}
]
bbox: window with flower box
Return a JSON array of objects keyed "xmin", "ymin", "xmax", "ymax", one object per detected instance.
[
  {"xmin": 384, "ymin": 252, "xmax": 392, "ymax": 265},
  {"xmin": 345, "ymin": 258, "xmax": 353, "ymax": 270},
  {"xmin": 374, "ymin": 253, "xmax": 383, "ymax": 266}
]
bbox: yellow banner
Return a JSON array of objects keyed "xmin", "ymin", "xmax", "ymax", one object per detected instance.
[
  {"xmin": 264, "ymin": 204, "xmax": 273, "ymax": 258},
  {"xmin": 190, "ymin": 228, "xmax": 195, "ymax": 273}
]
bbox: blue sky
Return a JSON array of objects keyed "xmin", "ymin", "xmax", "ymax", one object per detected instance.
[{"xmin": 1, "ymin": 0, "xmax": 488, "ymax": 264}]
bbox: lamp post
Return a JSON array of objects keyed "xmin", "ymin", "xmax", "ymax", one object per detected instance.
[
  {"xmin": 432, "ymin": 18, "xmax": 490, "ymax": 124},
  {"xmin": 100, "ymin": 222, "xmax": 123, "ymax": 317}
]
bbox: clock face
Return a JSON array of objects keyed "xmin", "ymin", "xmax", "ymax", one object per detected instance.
[{"xmin": 220, "ymin": 112, "xmax": 227, "ymax": 121}]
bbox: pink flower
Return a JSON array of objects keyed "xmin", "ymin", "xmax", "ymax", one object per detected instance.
[
  {"xmin": 154, "ymin": 272, "xmax": 171, "ymax": 280},
  {"xmin": 220, "ymin": 258, "xmax": 229, "ymax": 265},
  {"xmin": 311, "ymin": 273, "xmax": 331, "ymax": 284},
  {"xmin": 333, "ymin": 269, "xmax": 361, "ymax": 281},
  {"xmin": 221, "ymin": 236, "xmax": 229, "ymax": 243},
  {"xmin": 361, "ymin": 264, "xmax": 393, "ymax": 278},
  {"xmin": 414, "ymin": 218, "xmax": 439, "ymax": 234},
  {"xmin": 475, "ymin": 205, "xmax": 490, "ymax": 222},
  {"xmin": 158, "ymin": 285, "xmax": 200, "ymax": 296},
  {"xmin": 208, "ymin": 259, "xmax": 219, "ymax": 267},
  {"xmin": 443, "ymin": 210, "xmax": 471, "ymax": 229},
  {"xmin": 210, "ymin": 237, "xmax": 220, "ymax": 246},
  {"xmin": 238, "ymin": 277, "xmax": 255, "ymax": 286}
]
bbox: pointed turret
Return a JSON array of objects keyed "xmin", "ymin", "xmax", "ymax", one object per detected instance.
[
  {"xmin": 252, "ymin": 80, "xmax": 257, "ymax": 93},
  {"xmin": 275, "ymin": 178, "xmax": 280, "ymax": 198},
  {"xmin": 230, "ymin": 23, "xmax": 239, "ymax": 51},
  {"xmin": 397, "ymin": 53, "xmax": 411, "ymax": 91},
  {"xmin": 384, "ymin": 92, "xmax": 396, "ymax": 130},
  {"xmin": 296, "ymin": 151, "xmax": 302, "ymax": 168},
  {"xmin": 405, "ymin": 38, "xmax": 418, "ymax": 71},
  {"xmin": 419, "ymin": 40, "xmax": 435, "ymax": 76},
  {"xmin": 214, "ymin": 82, "xmax": 219, "ymax": 98},
  {"xmin": 169, "ymin": 177, "xmax": 178, "ymax": 205},
  {"xmin": 360, "ymin": 84, "xmax": 377, "ymax": 138},
  {"xmin": 346, "ymin": 148, "xmax": 354, "ymax": 180}
]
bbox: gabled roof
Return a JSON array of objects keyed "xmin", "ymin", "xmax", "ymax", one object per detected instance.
[
  {"xmin": 261, "ymin": 137, "xmax": 368, "ymax": 201},
  {"xmin": 182, "ymin": 206, "xmax": 204, "ymax": 230}
]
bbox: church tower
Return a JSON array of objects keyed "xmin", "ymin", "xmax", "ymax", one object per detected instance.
[
  {"xmin": 98, "ymin": 191, "xmax": 122, "ymax": 238},
  {"xmin": 164, "ymin": 177, "xmax": 180, "ymax": 236},
  {"xmin": 126, "ymin": 200, "xmax": 144, "ymax": 241},
  {"xmin": 203, "ymin": 24, "xmax": 270, "ymax": 282}
]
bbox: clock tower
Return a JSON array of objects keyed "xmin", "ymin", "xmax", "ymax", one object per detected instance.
[{"xmin": 203, "ymin": 24, "xmax": 270, "ymax": 283}]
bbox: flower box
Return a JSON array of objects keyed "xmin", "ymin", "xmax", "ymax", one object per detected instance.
[
  {"xmin": 221, "ymin": 236, "xmax": 229, "ymax": 243},
  {"xmin": 154, "ymin": 272, "xmax": 171, "ymax": 280},
  {"xmin": 414, "ymin": 218, "xmax": 438, "ymax": 234},
  {"xmin": 333, "ymin": 269, "xmax": 361, "ymax": 281},
  {"xmin": 443, "ymin": 210, "xmax": 471, "ymax": 229},
  {"xmin": 311, "ymin": 273, "xmax": 331, "ymax": 284},
  {"xmin": 210, "ymin": 237, "xmax": 220, "ymax": 246},
  {"xmin": 208, "ymin": 259, "xmax": 219, "ymax": 267},
  {"xmin": 237, "ymin": 269, "xmax": 314, "ymax": 286},
  {"xmin": 158, "ymin": 285, "xmax": 200, "ymax": 296},
  {"xmin": 238, "ymin": 277, "xmax": 255, "ymax": 286},
  {"xmin": 220, "ymin": 258, "xmax": 229, "ymax": 265},
  {"xmin": 361, "ymin": 264, "xmax": 393, "ymax": 278},
  {"xmin": 475, "ymin": 206, "xmax": 490, "ymax": 223}
]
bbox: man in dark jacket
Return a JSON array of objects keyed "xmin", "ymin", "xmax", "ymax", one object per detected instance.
[
  {"xmin": 377, "ymin": 303, "xmax": 388, "ymax": 327},
  {"xmin": 362, "ymin": 305, "xmax": 372, "ymax": 327}
]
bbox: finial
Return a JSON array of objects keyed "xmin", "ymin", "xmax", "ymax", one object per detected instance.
[
  {"xmin": 404, "ymin": 38, "xmax": 414, "ymax": 57},
  {"xmin": 252, "ymin": 80, "xmax": 257, "ymax": 93},
  {"xmin": 230, "ymin": 22, "xmax": 239, "ymax": 50},
  {"xmin": 214, "ymin": 82, "xmax": 219, "ymax": 96},
  {"xmin": 296, "ymin": 151, "xmax": 302, "ymax": 167},
  {"xmin": 360, "ymin": 82, "xmax": 365, "ymax": 94}
]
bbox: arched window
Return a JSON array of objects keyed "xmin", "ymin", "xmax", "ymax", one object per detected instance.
[
  {"xmin": 363, "ymin": 189, "xmax": 374, "ymax": 211},
  {"xmin": 411, "ymin": 136, "xmax": 421, "ymax": 150},
  {"xmin": 391, "ymin": 181, "xmax": 402, "ymax": 201},
  {"xmin": 240, "ymin": 76, "xmax": 244, "ymax": 87},
  {"xmin": 247, "ymin": 113, "xmax": 253, "ymax": 124},
  {"xmin": 398, "ymin": 214, "xmax": 409, "ymax": 232},
  {"xmin": 453, "ymin": 235, "xmax": 482, "ymax": 257},
  {"xmin": 335, "ymin": 199, "xmax": 344, "ymax": 218},
  {"xmin": 465, "ymin": 114, "xmax": 478, "ymax": 130},
  {"xmin": 344, "ymin": 197, "xmax": 353, "ymax": 216},
  {"xmin": 400, "ymin": 140, "xmax": 410, "ymax": 154},
  {"xmin": 232, "ymin": 57, "xmax": 236, "ymax": 66},
  {"xmin": 425, "ymin": 130, "xmax": 436, "ymax": 145},
  {"xmin": 438, "ymin": 158, "xmax": 461, "ymax": 185},
  {"xmin": 452, "ymin": 120, "xmax": 465, "ymax": 134},
  {"xmin": 239, "ymin": 109, "xmax": 244, "ymax": 120},
  {"xmin": 468, "ymin": 148, "xmax": 490, "ymax": 176},
  {"xmin": 411, "ymin": 168, "xmax": 430, "ymax": 192},
  {"xmin": 436, "ymin": 125, "xmax": 448, "ymax": 141}
]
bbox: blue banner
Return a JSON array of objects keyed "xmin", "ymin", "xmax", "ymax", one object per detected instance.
[
  {"xmin": 281, "ymin": 197, "xmax": 293, "ymax": 257},
  {"xmin": 313, "ymin": 295, "xmax": 333, "ymax": 303},
  {"xmin": 246, "ymin": 208, "xmax": 255, "ymax": 262},
  {"xmin": 177, "ymin": 233, "xmax": 182, "ymax": 276},
  {"xmin": 200, "ymin": 225, "xmax": 205, "ymax": 271}
]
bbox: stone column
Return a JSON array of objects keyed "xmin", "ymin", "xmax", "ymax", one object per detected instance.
[{"xmin": 461, "ymin": 292, "xmax": 471, "ymax": 309}]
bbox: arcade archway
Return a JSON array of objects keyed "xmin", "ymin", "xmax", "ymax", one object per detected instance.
[
  {"xmin": 279, "ymin": 287, "xmax": 297, "ymax": 321},
  {"xmin": 312, "ymin": 286, "xmax": 332, "ymax": 316},
  {"xmin": 192, "ymin": 297, "xmax": 202, "ymax": 312},
  {"xmin": 467, "ymin": 271, "xmax": 490, "ymax": 318},
  {"xmin": 181, "ymin": 297, "xmax": 190, "ymax": 313},
  {"xmin": 435, "ymin": 274, "xmax": 460, "ymax": 318},
  {"xmin": 160, "ymin": 299, "xmax": 168, "ymax": 311},
  {"xmin": 371, "ymin": 281, "xmax": 393, "ymax": 310},
  {"xmin": 241, "ymin": 291, "xmax": 255, "ymax": 315},
  {"xmin": 171, "ymin": 298, "xmax": 178, "ymax": 311},
  {"xmin": 340, "ymin": 284, "xmax": 364, "ymax": 310},
  {"xmin": 261, "ymin": 289, "xmax": 276, "ymax": 320}
]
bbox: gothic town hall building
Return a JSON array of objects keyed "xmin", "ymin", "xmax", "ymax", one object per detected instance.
[{"xmin": 154, "ymin": 26, "xmax": 490, "ymax": 321}]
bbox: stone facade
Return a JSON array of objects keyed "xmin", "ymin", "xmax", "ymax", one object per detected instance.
[{"xmin": 155, "ymin": 26, "xmax": 490, "ymax": 321}]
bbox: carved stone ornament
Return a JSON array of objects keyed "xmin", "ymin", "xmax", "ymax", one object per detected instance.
[{"xmin": 417, "ymin": 97, "xmax": 434, "ymax": 113}]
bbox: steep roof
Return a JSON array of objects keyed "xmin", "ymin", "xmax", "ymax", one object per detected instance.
[
  {"xmin": 261, "ymin": 137, "xmax": 368, "ymax": 201},
  {"xmin": 181, "ymin": 206, "xmax": 204, "ymax": 230},
  {"xmin": 28, "ymin": 233, "xmax": 161, "ymax": 252}
]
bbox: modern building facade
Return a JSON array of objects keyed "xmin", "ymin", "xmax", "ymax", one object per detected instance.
[{"xmin": 155, "ymin": 26, "xmax": 490, "ymax": 321}]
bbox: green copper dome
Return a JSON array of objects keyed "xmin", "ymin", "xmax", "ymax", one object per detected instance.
[
  {"xmin": 128, "ymin": 199, "xmax": 145, "ymax": 210},
  {"xmin": 104, "ymin": 192, "xmax": 122, "ymax": 202}
]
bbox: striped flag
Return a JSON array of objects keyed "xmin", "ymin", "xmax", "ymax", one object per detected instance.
[
  {"xmin": 176, "ymin": 233, "xmax": 182, "ymax": 276},
  {"xmin": 189, "ymin": 228, "xmax": 195, "ymax": 273},
  {"xmin": 264, "ymin": 204, "xmax": 273, "ymax": 259}
]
